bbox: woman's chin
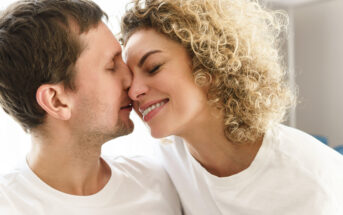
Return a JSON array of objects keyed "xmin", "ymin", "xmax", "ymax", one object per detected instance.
[{"xmin": 150, "ymin": 128, "xmax": 170, "ymax": 139}]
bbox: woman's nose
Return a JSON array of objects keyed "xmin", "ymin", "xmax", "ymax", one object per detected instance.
[{"xmin": 128, "ymin": 76, "xmax": 149, "ymax": 101}]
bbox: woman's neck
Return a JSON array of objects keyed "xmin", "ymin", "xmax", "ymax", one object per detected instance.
[{"xmin": 179, "ymin": 110, "xmax": 263, "ymax": 177}]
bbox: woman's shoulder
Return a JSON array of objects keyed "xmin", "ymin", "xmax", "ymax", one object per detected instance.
[
  {"xmin": 268, "ymin": 124, "xmax": 343, "ymax": 178},
  {"xmin": 272, "ymin": 124, "xmax": 343, "ymax": 159}
]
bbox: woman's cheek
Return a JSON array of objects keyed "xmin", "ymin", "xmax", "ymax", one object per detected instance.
[{"xmin": 133, "ymin": 102, "xmax": 143, "ymax": 119}]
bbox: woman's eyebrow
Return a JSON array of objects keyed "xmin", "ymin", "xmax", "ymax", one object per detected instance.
[{"xmin": 138, "ymin": 50, "xmax": 162, "ymax": 67}]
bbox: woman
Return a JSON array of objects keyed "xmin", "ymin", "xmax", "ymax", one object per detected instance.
[{"xmin": 121, "ymin": 0, "xmax": 343, "ymax": 214}]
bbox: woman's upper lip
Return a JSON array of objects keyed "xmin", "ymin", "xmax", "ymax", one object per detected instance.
[{"xmin": 139, "ymin": 98, "xmax": 168, "ymax": 112}]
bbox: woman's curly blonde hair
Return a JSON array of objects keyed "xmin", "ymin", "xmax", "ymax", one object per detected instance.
[{"xmin": 121, "ymin": 0, "xmax": 295, "ymax": 144}]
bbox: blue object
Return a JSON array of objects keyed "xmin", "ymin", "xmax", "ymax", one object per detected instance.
[
  {"xmin": 312, "ymin": 135, "xmax": 328, "ymax": 145},
  {"xmin": 334, "ymin": 145, "xmax": 343, "ymax": 155}
]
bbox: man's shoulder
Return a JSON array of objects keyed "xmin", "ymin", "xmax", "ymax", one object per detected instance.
[
  {"xmin": 0, "ymin": 168, "xmax": 28, "ymax": 198},
  {"xmin": 104, "ymin": 155, "xmax": 179, "ymax": 199},
  {"xmin": 0, "ymin": 186, "xmax": 13, "ymax": 213},
  {"xmin": 103, "ymin": 155, "xmax": 182, "ymax": 214},
  {"xmin": 0, "ymin": 169, "xmax": 23, "ymax": 188},
  {"xmin": 0, "ymin": 170, "xmax": 25, "ymax": 214},
  {"xmin": 0, "ymin": 195, "xmax": 13, "ymax": 215},
  {"xmin": 104, "ymin": 155, "xmax": 166, "ymax": 178}
]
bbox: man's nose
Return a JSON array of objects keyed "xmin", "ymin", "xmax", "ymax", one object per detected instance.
[
  {"xmin": 128, "ymin": 74, "xmax": 148, "ymax": 101},
  {"xmin": 121, "ymin": 64, "xmax": 132, "ymax": 92}
]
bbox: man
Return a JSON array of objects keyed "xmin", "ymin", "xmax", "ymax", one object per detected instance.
[{"xmin": 0, "ymin": 0, "xmax": 181, "ymax": 214}]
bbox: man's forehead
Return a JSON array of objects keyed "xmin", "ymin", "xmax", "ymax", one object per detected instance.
[{"xmin": 78, "ymin": 22, "xmax": 121, "ymax": 59}]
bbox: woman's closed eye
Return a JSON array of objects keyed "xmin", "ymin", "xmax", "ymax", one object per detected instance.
[{"xmin": 148, "ymin": 64, "xmax": 162, "ymax": 74}]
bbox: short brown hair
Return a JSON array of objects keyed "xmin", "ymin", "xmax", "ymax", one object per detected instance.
[
  {"xmin": 121, "ymin": 0, "xmax": 294, "ymax": 144},
  {"xmin": 0, "ymin": 0, "xmax": 107, "ymax": 132}
]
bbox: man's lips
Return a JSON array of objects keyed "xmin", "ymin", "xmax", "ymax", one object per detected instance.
[{"xmin": 120, "ymin": 103, "xmax": 133, "ymax": 110}]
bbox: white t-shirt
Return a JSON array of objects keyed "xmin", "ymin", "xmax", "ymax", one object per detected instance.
[
  {"xmin": 0, "ymin": 156, "xmax": 182, "ymax": 215},
  {"xmin": 157, "ymin": 124, "xmax": 343, "ymax": 215}
]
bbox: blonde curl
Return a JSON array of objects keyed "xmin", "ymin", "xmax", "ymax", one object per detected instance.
[{"xmin": 121, "ymin": 0, "xmax": 295, "ymax": 144}]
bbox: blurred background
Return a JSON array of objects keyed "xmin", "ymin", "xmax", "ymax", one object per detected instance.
[{"xmin": 1, "ymin": 0, "xmax": 342, "ymax": 174}]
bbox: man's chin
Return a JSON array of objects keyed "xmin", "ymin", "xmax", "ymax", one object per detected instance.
[
  {"xmin": 112, "ymin": 119, "xmax": 134, "ymax": 138},
  {"xmin": 123, "ymin": 119, "xmax": 134, "ymax": 135}
]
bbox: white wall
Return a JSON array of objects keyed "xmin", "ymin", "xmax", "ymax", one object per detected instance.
[{"xmin": 293, "ymin": 0, "xmax": 343, "ymax": 148}]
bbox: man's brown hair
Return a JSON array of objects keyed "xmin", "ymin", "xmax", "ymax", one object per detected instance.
[{"xmin": 0, "ymin": 0, "xmax": 107, "ymax": 132}]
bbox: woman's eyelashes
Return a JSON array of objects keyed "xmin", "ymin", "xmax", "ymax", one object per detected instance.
[{"xmin": 148, "ymin": 64, "xmax": 163, "ymax": 74}]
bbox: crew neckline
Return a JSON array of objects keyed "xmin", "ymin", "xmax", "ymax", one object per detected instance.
[
  {"xmin": 21, "ymin": 156, "xmax": 121, "ymax": 207},
  {"xmin": 182, "ymin": 126, "xmax": 279, "ymax": 189}
]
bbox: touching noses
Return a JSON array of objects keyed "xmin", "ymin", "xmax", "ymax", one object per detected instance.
[
  {"xmin": 128, "ymin": 73, "xmax": 148, "ymax": 101},
  {"xmin": 119, "ymin": 61, "xmax": 132, "ymax": 92}
]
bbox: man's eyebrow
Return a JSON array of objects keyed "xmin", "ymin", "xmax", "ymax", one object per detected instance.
[
  {"xmin": 138, "ymin": 50, "xmax": 162, "ymax": 67},
  {"xmin": 109, "ymin": 51, "xmax": 122, "ymax": 65},
  {"xmin": 114, "ymin": 50, "xmax": 122, "ymax": 59}
]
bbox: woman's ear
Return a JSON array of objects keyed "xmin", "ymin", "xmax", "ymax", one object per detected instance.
[{"xmin": 36, "ymin": 84, "xmax": 72, "ymax": 121}]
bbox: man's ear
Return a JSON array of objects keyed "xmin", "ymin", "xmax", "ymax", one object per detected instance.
[{"xmin": 36, "ymin": 84, "xmax": 72, "ymax": 121}]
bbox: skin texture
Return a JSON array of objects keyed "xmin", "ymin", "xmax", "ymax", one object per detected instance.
[
  {"xmin": 125, "ymin": 29, "xmax": 263, "ymax": 177},
  {"xmin": 120, "ymin": 0, "xmax": 293, "ymax": 145},
  {"xmin": 28, "ymin": 22, "xmax": 133, "ymax": 195},
  {"xmin": 125, "ymin": 29, "xmax": 210, "ymax": 139},
  {"xmin": 71, "ymin": 22, "xmax": 133, "ymax": 142}
]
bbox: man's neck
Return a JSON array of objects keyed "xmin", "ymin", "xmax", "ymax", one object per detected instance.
[{"xmin": 27, "ymin": 133, "xmax": 111, "ymax": 196}]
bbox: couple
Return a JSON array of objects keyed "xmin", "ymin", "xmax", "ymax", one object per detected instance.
[{"xmin": 0, "ymin": 0, "xmax": 342, "ymax": 214}]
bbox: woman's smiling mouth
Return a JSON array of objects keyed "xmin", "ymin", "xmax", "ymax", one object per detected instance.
[{"xmin": 139, "ymin": 99, "xmax": 169, "ymax": 121}]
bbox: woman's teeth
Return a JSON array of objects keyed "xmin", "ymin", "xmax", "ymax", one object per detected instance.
[{"xmin": 141, "ymin": 101, "xmax": 166, "ymax": 118}]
